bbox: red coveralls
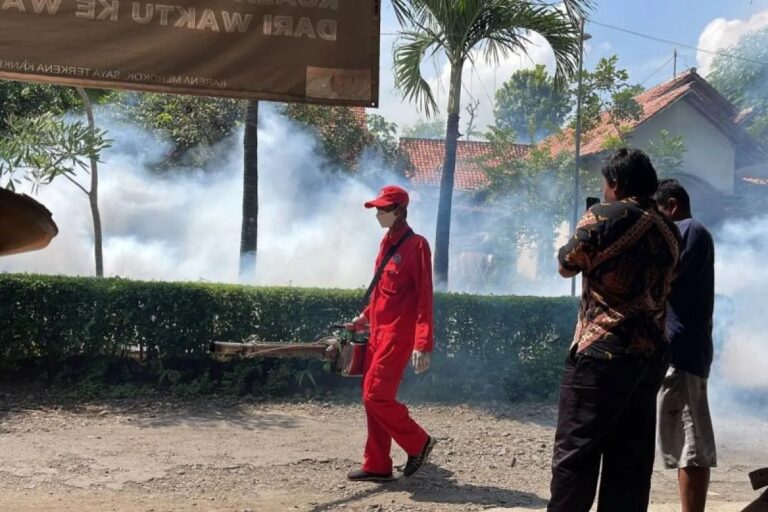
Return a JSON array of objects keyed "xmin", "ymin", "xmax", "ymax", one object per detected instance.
[{"xmin": 360, "ymin": 222, "xmax": 434, "ymax": 474}]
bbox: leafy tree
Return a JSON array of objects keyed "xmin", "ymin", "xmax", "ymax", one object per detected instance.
[
  {"xmin": 493, "ymin": 64, "xmax": 571, "ymax": 144},
  {"xmin": 0, "ymin": 111, "xmax": 111, "ymax": 276},
  {"xmin": 366, "ymin": 114, "xmax": 399, "ymax": 164},
  {"xmin": 482, "ymin": 127, "xmax": 588, "ymax": 207},
  {"xmin": 282, "ymin": 104, "xmax": 375, "ymax": 171},
  {"xmin": 0, "ymin": 81, "xmax": 80, "ymax": 133},
  {"xmin": 708, "ymin": 27, "xmax": 768, "ymax": 146},
  {"xmin": 646, "ymin": 129, "xmax": 686, "ymax": 175},
  {"xmin": 392, "ymin": 0, "xmax": 587, "ymax": 289},
  {"xmin": 402, "ymin": 117, "xmax": 446, "ymax": 139},
  {"xmin": 478, "ymin": 126, "xmax": 587, "ymax": 282},
  {"xmin": 577, "ymin": 55, "xmax": 644, "ymax": 147},
  {"xmin": 108, "ymin": 92, "xmax": 244, "ymax": 167}
]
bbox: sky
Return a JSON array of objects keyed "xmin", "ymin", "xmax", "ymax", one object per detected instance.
[{"xmin": 373, "ymin": 0, "xmax": 768, "ymax": 134}]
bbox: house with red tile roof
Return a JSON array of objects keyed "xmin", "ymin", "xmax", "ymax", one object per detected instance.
[
  {"xmin": 395, "ymin": 137, "xmax": 533, "ymax": 292},
  {"xmin": 546, "ymin": 68, "xmax": 766, "ymax": 196},
  {"xmin": 397, "ymin": 70, "xmax": 766, "ymax": 207},
  {"xmin": 397, "ymin": 137, "xmax": 530, "ymax": 192},
  {"xmin": 393, "ymin": 71, "xmax": 768, "ymax": 290}
]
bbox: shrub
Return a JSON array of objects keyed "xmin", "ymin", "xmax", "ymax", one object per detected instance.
[{"xmin": 0, "ymin": 274, "xmax": 578, "ymax": 401}]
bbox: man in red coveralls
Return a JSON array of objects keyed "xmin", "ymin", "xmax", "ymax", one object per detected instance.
[{"xmin": 346, "ymin": 185, "xmax": 436, "ymax": 482}]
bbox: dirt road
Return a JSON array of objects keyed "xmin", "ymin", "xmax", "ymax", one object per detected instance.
[{"xmin": 0, "ymin": 391, "xmax": 764, "ymax": 511}]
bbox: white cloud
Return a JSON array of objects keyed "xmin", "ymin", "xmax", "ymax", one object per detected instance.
[
  {"xmin": 375, "ymin": 34, "xmax": 556, "ymax": 134},
  {"xmin": 697, "ymin": 9, "xmax": 768, "ymax": 76}
]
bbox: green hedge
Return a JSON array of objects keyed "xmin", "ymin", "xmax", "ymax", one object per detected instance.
[{"xmin": 0, "ymin": 273, "xmax": 578, "ymax": 401}]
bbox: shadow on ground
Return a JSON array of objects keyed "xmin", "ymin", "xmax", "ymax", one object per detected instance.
[{"xmin": 309, "ymin": 465, "xmax": 548, "ymax": 511}]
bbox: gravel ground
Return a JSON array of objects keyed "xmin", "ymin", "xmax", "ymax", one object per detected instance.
[{"xmin": 0, "ymin": 389, "xmax": 765, "ymax": 511}]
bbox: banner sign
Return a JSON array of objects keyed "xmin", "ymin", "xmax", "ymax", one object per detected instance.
[{"xmin": 0, "ymin": 0, "xmax": 380, "ymax": 105}]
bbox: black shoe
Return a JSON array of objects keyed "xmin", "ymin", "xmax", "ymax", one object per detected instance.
[
  {"xmin": 347, "ymin": 469, "xmax": 395, "ymax": 482},
  {"xmin": 403, "ymin": 436, "xmax": 436, "ymax": 477}
]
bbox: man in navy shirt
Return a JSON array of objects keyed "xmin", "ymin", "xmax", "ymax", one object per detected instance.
[{"xmin": 655, "ymin": 179, "xmax": 716, "ymax": 512}]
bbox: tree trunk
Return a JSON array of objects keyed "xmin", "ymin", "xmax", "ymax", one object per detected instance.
[
  {"xmin": 76, "ymin": 87, "xmax": 104, "ymax": 278},
  {"xmin": 239, "ymin": 100, "xmax": 259, "ymax": 282},
  {"xmin": 433, "ymin": 61, "xmax": 464, "ymax": 291}
]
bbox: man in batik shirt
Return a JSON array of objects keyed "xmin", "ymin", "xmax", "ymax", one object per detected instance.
[{"xmin": 548, "ymin": 148, "xmax": 681, "ymax": 512}]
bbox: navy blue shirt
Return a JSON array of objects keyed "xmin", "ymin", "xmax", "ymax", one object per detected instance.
[{"xmin": 666, "ymin": 218, "xmax": 715, "ymax": 378}]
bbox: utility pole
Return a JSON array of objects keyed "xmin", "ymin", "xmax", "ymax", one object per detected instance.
[
  {"xmin": 673, "ymin": 48, "xmax": 677, "ymax": 77},
  {"xmin": 571, "ymin": 18, "xmax": 589, "ymax": 297}
]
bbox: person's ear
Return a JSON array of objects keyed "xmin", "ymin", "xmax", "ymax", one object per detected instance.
[{"xmin": 668, "ymin": 198, "xmax": 679, "ymax": 216}]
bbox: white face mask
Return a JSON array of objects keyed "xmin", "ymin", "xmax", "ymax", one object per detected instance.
[{"xmin": 376, "ymin": 210, "xmax": 398, "ymax": 228}]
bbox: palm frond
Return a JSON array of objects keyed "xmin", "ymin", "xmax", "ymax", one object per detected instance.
[
  {"xmin": 562, "ymin": 0, "xmax": 594, "ymax": 22},
  {"xmin": 463, "ymin": 1, "xmax": 580, "ymax": 84},
  {"xmin": 393, "ymin": 31, "xmax": 441, "ymax": 117},
  {"xmin": 390, "ymin": 0, "xmax": 585, "ymax": 114}
]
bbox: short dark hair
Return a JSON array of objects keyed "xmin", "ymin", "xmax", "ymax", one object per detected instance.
[
  {"xmin": 600, "ymin": 148, "xmax": 659, "ymax": 198},
  {"xmin": 654, "ymin": 178, "xmax": 691, "ymax": 212}
]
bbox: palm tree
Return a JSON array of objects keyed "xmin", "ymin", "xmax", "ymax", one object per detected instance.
[
  {"xmin": 239, "ymin": 99, "xmax": 259, "ymax": 281},
  {"xmin": 392, "ymin": 0, "xmax": 591, "ymax": 290}
]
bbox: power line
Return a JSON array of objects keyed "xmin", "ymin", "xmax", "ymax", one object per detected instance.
[
  {"xmin": 384, "ymin": 20, "xmax": 768, "ymax": 68},
  {"xmin": 469, "ymin": 59, "xmax": 496, "ymax": 107},
  {"xmin": 641, "ymin": 55, "xmax": 674, "ymax": 85},
  {"xmin": 589, "ymin": 19, "xmax": 768, "ymax": 67}
]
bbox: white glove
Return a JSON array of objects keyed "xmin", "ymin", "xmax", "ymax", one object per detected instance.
[
  {"xmin": 345, "ymin": 314, "xmax": 369, "ymax": 332},
  {"xmin": 411, "ymin": 350, "xmax": 431, "ymax": 375}
]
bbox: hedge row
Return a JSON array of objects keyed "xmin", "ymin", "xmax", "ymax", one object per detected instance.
[{"xmin": 0, "ymin": 273, "xmax": 578, "ymax": 401}]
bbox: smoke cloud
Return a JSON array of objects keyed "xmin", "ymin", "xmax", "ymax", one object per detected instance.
[
  {"xmin": 711, "ymin": 216, "xmax": 768, "ymax": 393},
  {"xmin": 2, "ymin": 103, "xmax": 767, "ymax": 410},
  {"xmin": 0, "ymin": 104, "xmax": 569, "ymax": 295},
  {"xmin": 1, "ymin": 107, "xmax": 390, "ymax": 288}
]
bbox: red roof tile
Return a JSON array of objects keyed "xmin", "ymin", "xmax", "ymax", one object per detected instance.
[
  {"xmin": 398, "ymin": 138, "xmax": 530, "ymax": 191},
  {"xmin": 742, "ymin": 176, "xmax": 768, "ymax": 186},
  {"xmin": 348, "ymin": 107, "xmax": 368, "ymax": 131}
]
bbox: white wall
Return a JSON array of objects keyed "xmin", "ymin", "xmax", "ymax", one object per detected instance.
[{"xmin": 631, "ymin": 100, "xmax": 736, "ymax": 194}]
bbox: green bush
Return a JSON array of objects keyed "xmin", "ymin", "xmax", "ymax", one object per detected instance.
[{"xmin": 0, "ymin": 274, "xmax": 577, "ymax": 401}]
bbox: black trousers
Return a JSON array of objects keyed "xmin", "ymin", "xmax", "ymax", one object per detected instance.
[{"xmin": 547, "ymin": 348, "xmax": 669, "ymax": 512}]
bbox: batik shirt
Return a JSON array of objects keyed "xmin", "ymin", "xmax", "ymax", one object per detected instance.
[{"xmin": 558, "ymin": 197, "xmax": 681, "ymax": 357}]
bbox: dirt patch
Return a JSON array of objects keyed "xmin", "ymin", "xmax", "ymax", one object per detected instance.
[{"xmin": 0, "ymin": 391, "xmax": 764, "ymax": 511}]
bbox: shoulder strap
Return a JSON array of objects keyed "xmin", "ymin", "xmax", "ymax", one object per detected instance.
[{"xmin": 362, "ymin": 229, "xmax": 414, "ymax": 306}]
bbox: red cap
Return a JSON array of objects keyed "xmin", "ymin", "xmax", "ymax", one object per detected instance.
[{"xmin": 364, "ymin": 185, "xmax": 410, "ymax": 209}]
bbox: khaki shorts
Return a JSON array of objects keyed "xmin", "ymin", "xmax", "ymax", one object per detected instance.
[{"xmin": 657, "ymin": 366, "xmax": 717, "ymax": 469}]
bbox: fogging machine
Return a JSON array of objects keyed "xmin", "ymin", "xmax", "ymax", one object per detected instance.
[{"xmin": 211, "ymin": 325, "xmax": 368, "ymax": 377}]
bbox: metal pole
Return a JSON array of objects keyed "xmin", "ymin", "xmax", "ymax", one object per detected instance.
[
  {"xmin": 673, "ymin": 48, "xmax": 677, "ymax": 77},
  {"xmin": 571, "ymin": 17, "xmax": 586, "ymax": 297}
]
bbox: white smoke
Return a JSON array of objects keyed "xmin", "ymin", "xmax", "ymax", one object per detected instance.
[
  {"xmin": 712, "ymin": 215, "xmax": 768, "ymax": 391},
  {"xmin": 5, "ymin": 102, "xmax": 768, "ymax": 395},
  {"xmin": 0, "ymin": 106, "xmax": 393, "ymax": 288},
  {"xmin": 1, "ymin": 103, "xmax": 573, "ymax": 295}
]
